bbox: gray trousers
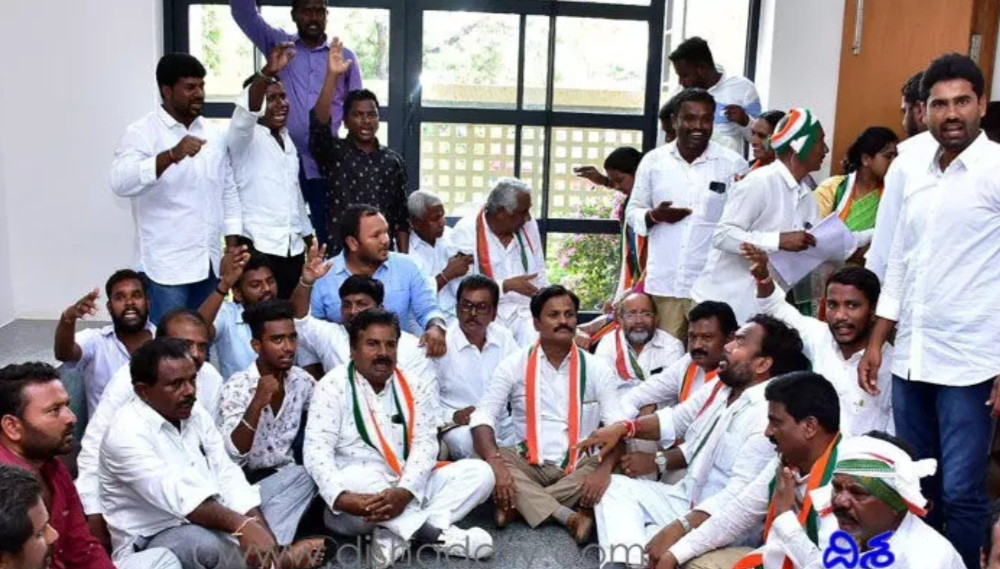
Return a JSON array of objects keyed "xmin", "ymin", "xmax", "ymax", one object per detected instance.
[{"xmin": 256, "ymin": 464, "xmax": 318, "ymax": 545}]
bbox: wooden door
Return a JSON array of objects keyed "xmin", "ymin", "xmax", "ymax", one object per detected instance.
[{"xmin": 831, "ymin": 0, "xmax": 998, "ymax": 174}]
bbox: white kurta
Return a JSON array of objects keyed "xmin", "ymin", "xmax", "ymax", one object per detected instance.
[
  {"xmin": 619, "ymin": 354, "xmax": 717, "ymax": 418},
  {"xmin": 594, "ymin": 328, "xmax": 685, "ymax": 394},
  {"xmin": 407, "ymin": 227, "xmax": 459, "ymax": 321},
  {"xmin": 691, "ymin": 161, "xmax": 820, "ymax": 324}
]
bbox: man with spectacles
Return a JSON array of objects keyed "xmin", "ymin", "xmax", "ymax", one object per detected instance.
[{"xmin": 432, "ymin": 275, "xmax": 518, "ymax": 459}]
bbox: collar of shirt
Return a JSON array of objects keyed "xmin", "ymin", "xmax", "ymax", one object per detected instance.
[
  {"xmin": 929, "ymin": 131, "xmax": 991, "ymax": 176},
  {"xmin": 292, "ymin": 36, "xmax": 332, "ymax": 52},
  {"xmin": 772, "ymin": 160, "xmax": 801, "ymax": 191},
  {"xmin": 450, "ymin": 321, "xmax": 506, "ymax": 353},
  {"xmin": 0, "ymin": 443, "xmax": 58, "ymax": 479},
  {"xmin": 156, "ymin": 105, "xmax": 203, "ymax": 133},
  {"xmin": 409, "ymin": 231, "xmax": 440, "ymax": 253},
  {"xmin": 332, "ymin": 251, "xmax": 391, "ymax": 278},
  {"xmin": 97, "ymin": 320, "xmax": 156, "ymax": 340},
  {"xmin": 133, "ymin": 398, "xmax": 193, "ymax": 436},
  {"xmin": 667, "ymin": 140, "xmax": 721, "ymax": 166}
]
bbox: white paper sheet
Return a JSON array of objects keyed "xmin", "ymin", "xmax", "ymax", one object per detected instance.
[{"xmin": 769, "ymin": 214, "xmax": 857, "ymax": 287}]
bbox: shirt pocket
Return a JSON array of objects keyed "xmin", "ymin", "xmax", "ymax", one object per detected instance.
[{"xmin": 697, "ymin": 187, "xmax": 728, "ymax": 224}]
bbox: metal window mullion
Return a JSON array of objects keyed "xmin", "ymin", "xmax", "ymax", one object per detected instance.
[
  {"xmin": 514, "ymin": 13, "xmax": 527, "ymax": 179},
  {"xmin": 538, "ymin": 4, "xmax": 558, "ymax": 247},
  {"xmin": 642, "ymin": 0, "xmax": 667, "ymax": 152}
]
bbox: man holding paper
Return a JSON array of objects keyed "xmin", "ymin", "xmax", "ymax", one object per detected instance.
[{"xmin": 691, "ymin": 108, "xmax": 828, "ymax": 323}]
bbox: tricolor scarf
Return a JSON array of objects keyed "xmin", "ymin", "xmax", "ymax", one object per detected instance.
[
  {"xmin": 768, "ymin": 108, "xmax": 823, "ymax": 162},
  {"xmin": 517, "ymin": 344, "xmax": 588, "ymax": 473},
  {"xmin": 618, "ymin": 222, "xmax": 648, "ymax": 293},
  {"xmin": 613, "ymin": 329, "xmax": 645, "ymax": 381},
  {"xmin": 347, "ymin": 363, "xmax": 415, "ymax": 476},
  {"xmin": 833, "ymin": 173, "xmax": 882, "ymax": 232},
  {"xmin": 733, "ymin": 433, "xmax": 842, "ymax": 569},
  {"xmin": 476, "ymin": 207, "xmax": 535, "ymax": 279},
  {"xmin": 678, "ymin": 362, "xmax": 719, "ymax": 403},
  {"xmin": 587, "ymin": 320, "xmax": 618, "ymax": 351}
]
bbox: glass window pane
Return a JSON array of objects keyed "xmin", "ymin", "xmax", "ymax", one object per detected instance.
[
  {"xmin": 560, "ymin": 0, "xmax": 649, "ymax": 4},
  {"xmin": 546, "ymin": 230, "xmax": 621, "ymax": 312},
  {"xmin": 523, "ymin": 16, "xmax": 551, "ymax": 110},
  {"xmin": 422, "ymin": 12, "xmax": 520, "ymax": 110},
  {"xmin": 420, "ymin": 123, "xmax": 516, "ymax": 218},
  {"xmin": 547, "ymin": 127, "xmax": 643, "ymax": 217},
  {"xmin": 519, "ymin": 126, "xmax": 547, "ymax": 219},
  {"xmin": 553, "ymin": 18, "xmax": 648, "ymax": 114},
  {"xmin": 189, "ymin": 5, "xmax": 256, "ymax": 102},
  {"xmin": 259, "ymin": 7, "xmax": 391, "ymax": 105}
]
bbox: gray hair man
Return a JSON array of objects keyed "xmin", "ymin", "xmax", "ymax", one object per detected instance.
[
  {"xmin": 407, "ymin": 190, "xmax": 472, "ymax": 323},
  {"xmin": 448, "ymin": 177, "xmax": 548, "ymax": 347}
]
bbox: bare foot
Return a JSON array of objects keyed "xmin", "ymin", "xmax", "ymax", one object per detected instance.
[
  {"xmin": 494, "ymin": 507, "xmax": 522, "ymax": 529},
  {"xmin": 280, "ymin": 537, "xmax": 329, "ymax": 569},
  {"xmin": 566, "ymin": 509, "xmax": 595, "ymax": 544}
]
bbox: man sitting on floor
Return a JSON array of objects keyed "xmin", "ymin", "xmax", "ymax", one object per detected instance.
[
  {"xmin": 216, "ymin": 300, "xmax": 318, "ymax": 546},
  {"xmin": 99, "ymin": 338, "xmax": 327, "ymax": 569},
  {"xmin": 304, "ymin": 308, "xmax": 494, "ymax": 568},
  {"xmin": 583, "ymin": 315, "xmax": 809, "ymax": 567},
  {"xmin": 434, "ymin": 274, "xmax": 519, "ymax": 459},
  {"xmin": 471, "ymin": 285, "xmax": 626, "ymax": 543}
]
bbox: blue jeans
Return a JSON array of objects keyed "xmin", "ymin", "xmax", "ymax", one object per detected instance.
[
  {"xmin": 892, "ymin": 374, "xmax": 995, "ymax": 569},
  {"xmin": 144, "ymin": 270, "xmax": 218, "ymax": 327},
  {"xmin": 299, "ymin": 172, "xmax": 328, "ymax": 249}
]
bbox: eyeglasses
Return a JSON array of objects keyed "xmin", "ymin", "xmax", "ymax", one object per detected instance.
[
  {"xmin": 458, "ymin": 301, "xmax": 492, "ymax": 315},
  {"xmin": 621, "ymin": 310, "xmax": 655, "ymax": 321}
]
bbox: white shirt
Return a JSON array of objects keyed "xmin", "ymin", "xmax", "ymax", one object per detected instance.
[
  {"xmin": 295, "ymin": 316, "xmax": 434, "ymax": 383},
  {"xmin": 226, "ymin": 86, "xmax": 313, "ymax": 257},
  {"xmin": 304, "ymin": 365, "xmax": 439, "ymax": 511},
  {"xmin": 99, "ymin": 400, "xmax": 260, "ymax": 562},
  {"xmin": 213, "ymin": 301, "xmax": 256, "ymax": 382},
  {"xmin": 110, "ymin": 108, "xmax": 242, "ymax": 285},
  {"xmin": 448, "ymin": 213, "xmax": 548, "ymax": 321},
  {"xmin": 707, "ymin": 70, "xmax": 762, "ymax": 154},
  {"xmin": 594, "ymin": 328, "xmax": 684, "ymax": 394},
  {"xmin": 878, "ymin": 133, "xmax": 1000, "ymax": 386},
  {"xmin": 67, "ymin": 322, "xmax": 156, "ymax": 417},
  {"xmin": 216, "ymin": 362, "xmax": 316, "ymax": 470},
  {"xmin": 469, "ymin": 346, "xmax": 626, "ymax": 463},
  {"xmin": 758, "ymin": 287, "xmax": 894, "ymax": 435},
  {"xmin": 76, "ymin": 361, "xmax": 223, "ymax": 515},
  {"xmin": 655, "ymin": 381, "xmax": 775, "ymax": 521},
  {"xmin": 407, "ymin": 227, "xmax": 458, "ymax": 322},
  {"xmin": 619, "ymin": 354, "xmax": 716, "ymax": 417},
  {"xmin": 692, "ymin": 161, "xmax": 820, "ymax": 323},
  {"xmin": 626, "ymin": 142, "xmax": 747, "ymax": 299},
  {"xmin": 434, "ymin": 321, "xmax": 518, "ymax": 416},
  {"xmin": 865, "ymin": 131, "xmax": 938, "ymax": 281}
]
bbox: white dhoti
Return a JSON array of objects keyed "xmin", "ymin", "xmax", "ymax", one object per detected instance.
[
  {"xmin": 323, "ymin": 459, "xmax": 494, "ymax": 542},
  {"xmin": 595, "ymin": 474, "xmax": 690, "ymax": 566}
]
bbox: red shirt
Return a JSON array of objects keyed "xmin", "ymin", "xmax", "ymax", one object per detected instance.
[{"xmin": 0, "ymin": 444, "xmax": 114, "ymax": 569}]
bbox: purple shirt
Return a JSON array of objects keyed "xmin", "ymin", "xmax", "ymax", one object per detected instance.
[{"xmin": 230, "ymin": 0, "xmax": 364, "ymax": 179}]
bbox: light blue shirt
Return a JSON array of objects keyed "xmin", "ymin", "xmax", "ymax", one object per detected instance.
[
  {"xmin": 213, "ymin": 301, "xmax": 255, "ymax": 382},
  {"xmin": 310, "ymin": 252, "xmax": 445, "ymax": 335}
]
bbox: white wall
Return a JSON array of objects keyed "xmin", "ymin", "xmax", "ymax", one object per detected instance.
[
  {"xmin": 0, "ymin": 146, "xmax": 12, "ymax": 326},
  {"xmin": 754, "ymin": 0, "xmax": 846, "ymax": 178},
  {"xmin": 0, "ymin": 0, "xmax": 163, "ymax": 320},
  {"xmin": 994, "ymin": 9, "xmax": 1000, "ymax": 100}
]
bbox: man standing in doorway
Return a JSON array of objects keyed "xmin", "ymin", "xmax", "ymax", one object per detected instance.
[{"xmin": 230, "ymin": 0, "xmax": 363, "ymax": 248}]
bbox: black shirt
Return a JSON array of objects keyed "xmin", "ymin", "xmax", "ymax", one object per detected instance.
[{"xmin": 309, "ymin": 110, "xmax": 410, "ymax": 253}]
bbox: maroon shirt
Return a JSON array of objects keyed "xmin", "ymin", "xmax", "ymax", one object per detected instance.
[{"xmin": 0, "ymin": 444, "xmax": 114, "ymax": 569}]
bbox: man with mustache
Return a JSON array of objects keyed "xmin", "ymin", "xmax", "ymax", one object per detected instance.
[
  {"xmin": 0, "ymin": 362, "xmax": 180, "ymax": 569},
  {"xmin": 230, "ymin": 0, "xmax": 363, "ymax": 249},
  {"xmin": 0, "ymin": 464, "xmax": 62, "ymax": 569},
  {"xmin": 310, "ymin": 205, "xmax": 447, "ymax": 355},
  {"xmin": 860, "ymin": 53, "xmax": 1000, "ymax": 569},
  {"xmin": 646, "ymin": 371, "xmax": 842, "ymax": 569},
  {"xmin": 227, "ymin": 42, "xmax": 315, "ymax": 300},
  {"xmin": 215, "ymin": 300, "xmax": 319, "ymax": 549},
  {"xmin": 76, "ymin": 309, "xmax": 224, "ymax": 547},
  {"xmin": 111, "ymin": 53, "xmax": 242, "ymax": 325},
  {"xmin": 100, "ymin": 338, "xmax": 328, "ymax": 569},
  {"xmin": 305, "ymin": 309, "xmax": 494, "ymax": 568},
  {"xmin": 471, "ymin": 285, "xmax": 626, "ymax": 544},
  {"xmin": 54, "ymin": 270, "xmax": 155, "ymax": 417},
  {"xmin": 433, "ymin": 275, "xmax": 518, "ymax": 459},
  {"xmin": 743, "ymin": 246, "xmax": 893, "ymax": 435},
  {"xmin": 625, "ymin": 88, "xmax": 747, "ymax": 343},
  {"xmin": 582, "ymin": 315, "xmax": 809, "ymax": 567}
]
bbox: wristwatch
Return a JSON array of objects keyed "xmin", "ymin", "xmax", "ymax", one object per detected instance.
[{"xmin": 655, "ymin": 450, "xmax": 668, "ymax": 474}]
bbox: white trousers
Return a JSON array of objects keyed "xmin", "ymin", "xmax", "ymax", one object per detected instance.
[
  {"xmin": 118, "ymin": 548, "xmax": 182, "ymax": 569},
  {"xmin": 595, "ymin": 474, "xmax": 689, "ymax": 566},
  {"xmin": 324, "ymin": 459, "xmax": 494, "ymax": 542}
]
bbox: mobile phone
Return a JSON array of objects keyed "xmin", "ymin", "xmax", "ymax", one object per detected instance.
[{"xmin": 708, "ymin": 181, "xmax": 727, "ymax": 194}]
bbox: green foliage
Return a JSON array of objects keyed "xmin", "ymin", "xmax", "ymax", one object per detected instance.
[
  {"xmin": 201, "ymin": 8, "xmax": 222, "ymax": 74},
  {"xmin": 547, "ymin": 196, "xmax": 621, "ymax": 310}
]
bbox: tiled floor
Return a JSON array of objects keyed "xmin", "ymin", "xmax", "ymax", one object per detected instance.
[{"xmin": 0, "ymin": 319, "xmax": 106, "ymax": 368}]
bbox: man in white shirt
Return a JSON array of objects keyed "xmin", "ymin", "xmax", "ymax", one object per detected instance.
[
  {"xmin": 584, "ymin": 315, "xmax": 809, "ymax": 567},
  {"xmin": 77, "ymin": 308, "xmax": 223, "ymax": 545},
  {"xmin": 865, "ymin": 71, "xmax": 938, "ymax": 281},
  {"xmin": 407, "ymin": 190, "xmax": 472, "ymax": 323},
  {"xmin": 595, "ymin": 292, "xmax": 685, "ymax": 394},
  {"xmin": 859, "ymin": 54, "xmax": 1000, "ymax": 569},
  {"xmin": 53, "ymin": 271, "xmax": 155, "ymax": 417},
  {"xmin": 625, "ymin": 89, "xmax": 747, "ymax": 342},
  {"xmin": 449, "ymin": 177, "xmax": 548, "ymax": 347},
  {"xmin": 228, "ymin": 43, "xmax": 315, "ymax": 299},
  {"xmin": 471, "ymin": 285, "xmax": 627, "ymax": 543},
  {"xmin": 110, "ymin": 54, "xmax": 242, "ymax": 325},
  {"xmin": 434, "ymin": 275, "xmax": 518, "ymax": 459},
  {"xmin": 668, "ymin": 37, "xmax": 761, "ymax": 154},
  {"xmin": 620, "ymin": 301, "xmax": 737, "ymax": 417},
  {"xmin": 744, "ymin": 247, "xmax": 894, "ymax": 436},
  {"xmin": 304, "ymin": 309, "xmax": 494, "ymax": 568},
  {"xmin": 216, "ymin": 300, "xmax": 317, "ymax": 547},
  {"xmin": 645, "ymin": 372, "xmax": 844, "ymax": 569},
  {"xmin": 692, "ymin": 107, "xmax": 829, "ymax": 324},
  {"xmin": 99, "ymin": 338, "xmax": 328, "ymax": 569}
]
